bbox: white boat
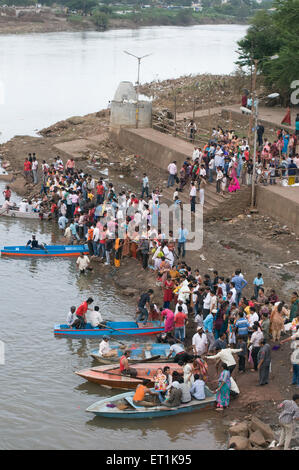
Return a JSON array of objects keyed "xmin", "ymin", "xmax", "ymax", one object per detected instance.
[{"xmin": 0, "ymin": 206, "xmax": 50, "ymax": 220}]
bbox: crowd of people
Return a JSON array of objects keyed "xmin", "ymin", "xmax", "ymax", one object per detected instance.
[
  {"xmin": 3, "ymin": 125, "xmax": 299, "ymax": 447},
  {"xmin": 167, "ymin": 122, "xmax": 299, "ymax": 213}
]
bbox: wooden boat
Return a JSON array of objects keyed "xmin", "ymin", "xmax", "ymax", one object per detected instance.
[
  {"xmin": 90, "ymin": 343, "xmax": 172, "ymax": 365},
  {"xmin": 86, "ymin": 386, "xmax": 216, "ymax": 419},
  {"xmin": 0, "ymin": 244, "xmax": 89, "ymax": 257},
  {"xmin": 54, "ymin": 321, "xmax": 165, "ymax": 338},
  {"xmin": 0, "ymin": 206, "xmax": 50, "ymax": 219},
  {"xmin": 75, "ymin": 362, "xmax": 182, "ymax": 389}
]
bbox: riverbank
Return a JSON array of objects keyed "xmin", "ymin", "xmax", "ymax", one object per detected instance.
[{"xmin": 0, "ymin": 11, "xmax": 247, "ymax": 35}]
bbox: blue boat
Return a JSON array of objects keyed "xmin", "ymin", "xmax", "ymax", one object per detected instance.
[
  {"xmin": 86, "ymin": 386, "xmax": 216, "ymax": 419},
  {"xmin": 90, "ymin": 343, "xmax": 172, "ymax": 364},
  {"xmin": 0, "ymin": 244, "xmax": 89, "ymax": 257},
  {"xmin": 54, "ymin": 321, "xmax": 165, "ymax": 338}
]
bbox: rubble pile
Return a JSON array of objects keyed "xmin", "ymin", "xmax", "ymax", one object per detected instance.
[{"xmin": 140, "ymin": 73, "xmax": 255, "ymax": 113}]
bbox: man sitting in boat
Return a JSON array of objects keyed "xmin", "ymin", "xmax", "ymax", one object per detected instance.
[
  {"xmin": 133, "ymin": 379, "xmax": 157, "ymax": 407},
  {"xmin": 190, "ymin": 374, "xmax": 206, "ymax": 400},
  {"xmin": 163, "ymin": 382, "xmax": 182, "ymax": 408},
  {"xmin": 1, "ymin": 198, "xmax": 13, "ymax": 212},
  {"xmin": 19, "ymin": 199, "xmax": 29, "ymax": 212},
  {"xmin": 26, "ymin": 235, "xmax": 46, "ymax": 250},
  {"xmin": 66, "ymin": 306, "xmax": 76, "ymax": 328},
  {"xmin": 89, "ymin": 306, "xmax": 104, "ymax": 328},
  {"xmin": 119, "ymin": 350, "xmax": 137, "ymax": 378},
  {"xmin": 73, "ymin": 297, "xmax": 94, "ymax": 329},
  {"xmin": 98, "ymin": 336, "xmax": 118, "ymax": 357}
]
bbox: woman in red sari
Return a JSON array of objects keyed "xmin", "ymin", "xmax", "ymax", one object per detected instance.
[{"xmin": 163, "ymin": 274, "xmax": 174, "ymax": 309}]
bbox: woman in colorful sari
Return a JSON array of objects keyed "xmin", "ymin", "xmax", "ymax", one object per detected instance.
[
  {"xmin": 228, "ymin": 163, "xmax": 240, "ymax": 193},
  {"xmin": 159, "ymin": 256, "xmax": 171, "ymax": 284},
  {"xmin": 114, "ymin": 238, "xmax": 123, "ymax": 268},
  {"xmin": 215, "ymin": 363, "xmax": 231, "ymax": 410},
  {"xmin": 192, "ymin": 357, "xmax": 208, "ymax": 382},
  {"xmin": 163, "ymin": 274, "xmax": 174, "ymax": 309}
]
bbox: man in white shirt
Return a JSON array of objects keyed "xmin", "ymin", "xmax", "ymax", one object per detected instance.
[
  {"xmin": 76, "ymin": 253, "xmax": 91, "ymax": 274},
  {"xmin": 206, "ymin": 346, "xmax": 242, "ymax": 373},
  {"xmin": 66, "ymin": 306, "xmax": 76, "ymax": 327},
  {"xmin": 98, "ymin": 336, "xmax": 117, "ymax": 357},
  {"xmin": 192, "ymin": 327, "xmax": 208, "ymax": 356},
  {"xmin": 203, "ymin": 288, "xmax": 212, "ymax": 319},
  {"xmin": 19, "ymin": 199, "xmax": 28, "ymax": 212},
  {"xmin": 192, "ymin": 147, "xmax": 200, "ymax": 162},
  {"xmin": 230, "ymin": 283, "xmax": 237, "ymax": 304},
  {"xmin": 174, "ymin": 299, "xmax": 188, "ymax": 315},
  {"xmin": 89, "ymin": 306, "xmax": 103, "ymax": 328},
  {"xmin": 248, "ymin": 307, "xmax": 259, "ymax": 328},
  {"xmin": 167, "ymin": 161, "xmax": 177, "ymax": 188}
]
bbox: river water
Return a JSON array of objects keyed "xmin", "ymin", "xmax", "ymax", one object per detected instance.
[
  {"xmin": 0, "ymin": 25, "xmax": 245, "ymax": 448},
  {"xmin": 0, "ymin": 24, "xmax": 247, "ymax": 143}
]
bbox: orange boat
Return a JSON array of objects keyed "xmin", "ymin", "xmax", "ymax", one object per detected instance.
[{"xmin": 75, "ymin": 362, "xmax": 183, "ymax": 390}]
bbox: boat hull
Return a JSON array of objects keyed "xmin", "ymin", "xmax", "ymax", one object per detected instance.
[
  {"xmin": 1, "ymin": 244, "xmax": 89, "ymax": 257},
  {"xmin": 0, "ymin": 207, "xmax": 50, "ymax": 219},
  {"xmin": 76, "ymin": 362, "xmax": 182, "ymax": 390},
  {"xmin": 90, "ymin": 343, "xmax": 172, "ymax": 364},
  {"xmin": 54, "ymin": 321, "xmax": 164, "ymax": 338},
  {"xmin": 86, "ymin": 388, "xmax": 216, "ymax": 419}
]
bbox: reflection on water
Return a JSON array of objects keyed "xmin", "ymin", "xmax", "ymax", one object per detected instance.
[{"xmin": 0, "ymin": 179, "xmax": 226, "ymax": 449}]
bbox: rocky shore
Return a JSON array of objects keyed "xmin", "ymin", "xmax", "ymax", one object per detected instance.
[{"xmin": 0, "ymin": 11, "xmax": 246, "ymax": 36}]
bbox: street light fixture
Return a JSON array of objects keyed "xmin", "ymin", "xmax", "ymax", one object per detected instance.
[
  {"xmin": 248, "ymin": 54, "xmax": 279, "ymax": 210},
  {"xmin": 123, "ymin": 50, "xmax": 152, "ymax": 128}
]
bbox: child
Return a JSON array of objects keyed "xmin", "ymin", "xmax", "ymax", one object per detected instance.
[{"xmin": 227, "ymin": 318, "xmax": 236, "ymax": 347}]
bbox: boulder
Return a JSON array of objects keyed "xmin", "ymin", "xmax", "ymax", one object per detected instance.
[
  {"xmin": 250, "ymin": 416, "xmax": 275, "ymax": 442},
  {"xmin": 67, "ymin": 116, "xmax": 84, "ymax": 126},
  {"xmin": 228, "ymin": 436, "xmax": 249, "ymax": 450},
  {"xmin": 249, "ymin": 430, "xmax": 267, "ymax": 448},
  {"xmin": 10, "ymin": 176, "xmax": 27, "ymax": 196},
  {"xmin": 229, "ymin": 422, "xmax": 249, "ymax": 438},
  {"xmin": 121, "ymin": 287, "xmax": 139, "ymax": 297}
]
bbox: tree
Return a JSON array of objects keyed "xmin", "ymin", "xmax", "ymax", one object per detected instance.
[
  {"xmin": 235, "ymin": 0, "xmax": 299, "ymax": 102},
  {"xmin": 92, "ymin": 9, "xmax": 109, "ymax": 29},
  {"xmin": 65, "ymin": 0, "xmax": 98, "ymax": 15},
  {"xmin": 235, "ymin": 10, "xmax": 280, "ymax": 71}
]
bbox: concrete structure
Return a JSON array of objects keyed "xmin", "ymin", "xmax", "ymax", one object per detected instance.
[
  {"xmin": 114, "ymin": 127, "xmax": 193, "ymax": 169},
  {"xmin": 256, "ymin": 185, "xmax": 299, "ymax": 236},
  {"xmin": 110, "ymin": 81, "xmax": 152, "ymax": 130}
]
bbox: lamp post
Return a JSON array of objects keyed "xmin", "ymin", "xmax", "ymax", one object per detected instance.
[
  {"xmin": 123, "ymin": 50, "xmax": 152, "ymax": 128},
  {"xmin": 248, "ymin": 55, "xmax": 279, "ymax": 209}
]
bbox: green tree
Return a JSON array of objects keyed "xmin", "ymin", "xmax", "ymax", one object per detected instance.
[
  {"xmin": 65, "ymin": 0, "xmax": 98, "ymax": 15},
  {"xmin": 236, "ymin": 10, "xmax": 280, "ymax": 70},
  {"xmin": 236, "ymin": 0, "xmax": 299, "ymax": 102},
  {"xmin": 92, "ymin": 9, "xmax": 109, "ymax": 29}
]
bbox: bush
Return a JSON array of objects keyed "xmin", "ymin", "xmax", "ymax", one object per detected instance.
[{"xmin": 92, "ymin": 10, "xmax": 109, "ymax": 30}]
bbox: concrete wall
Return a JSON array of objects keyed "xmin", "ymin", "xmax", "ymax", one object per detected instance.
[
  {"xmin": 256, "ymin": 186, "xmax": 299, "ymax": 236},
  {"xmin": 110, "ymin": 101, "xmax": 152, "ymax": 129},
  {"xmin": 112, "ymin": 127, "xmax": 193, "ymax": 169}
]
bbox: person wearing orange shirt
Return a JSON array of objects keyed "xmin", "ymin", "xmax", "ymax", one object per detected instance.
[{"xmin": 133, "ymin": 379, "xmax": 156, "ymax": 407}]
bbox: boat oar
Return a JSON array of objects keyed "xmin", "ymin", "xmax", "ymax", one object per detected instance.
[
  {"xmin": 95, "ymin": 355, "xmax": 161, "ymax": 370},
  {"xmin": 97, "ymin": 321, "xmax": 160, "ymax": 341}
]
